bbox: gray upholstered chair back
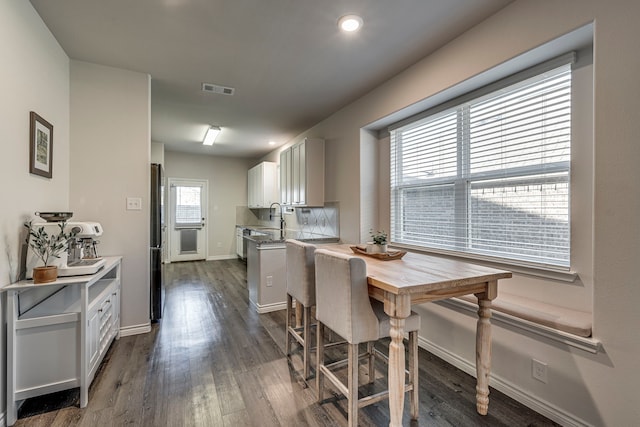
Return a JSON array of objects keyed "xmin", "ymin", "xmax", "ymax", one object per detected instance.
[
  {"xmin": 314, "ymin": 249, "xmax": 380, "ymax": 344},
  {"xmin": 285, "ymin": 239, "xmax": 317, "ymax": 307}
]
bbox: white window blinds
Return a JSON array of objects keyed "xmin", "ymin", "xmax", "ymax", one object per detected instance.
[{"xmin": 390, "ymin": 63, "xmax": 572, "ymax": 268}]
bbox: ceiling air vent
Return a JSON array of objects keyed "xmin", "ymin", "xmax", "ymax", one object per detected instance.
[{"xmin": 202, "ymin": 83, "xmax": 235, "ymax": 95}]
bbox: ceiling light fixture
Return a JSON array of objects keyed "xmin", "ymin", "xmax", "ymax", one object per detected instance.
[
  {"xmin": 202, "ymin": 126, "xmax": 221, "ymax": 145},
  {"xmin": 338, "ymin": 14, "xmax": 363, "ymax": 33}
]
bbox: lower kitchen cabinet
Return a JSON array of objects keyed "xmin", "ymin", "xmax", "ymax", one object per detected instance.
[{"xmin": 2, "ymin": 257, "xmax": 122, "ymax": 426}]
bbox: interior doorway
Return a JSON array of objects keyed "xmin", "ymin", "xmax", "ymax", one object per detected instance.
[{"xmin": 168, "ymin": 178, "xmax": 208, "ymax": 262}]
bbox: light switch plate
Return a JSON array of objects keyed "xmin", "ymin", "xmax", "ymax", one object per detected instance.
[{"xmin": 126, "ymin": 197, "xmax": 142, "ymax": 211}]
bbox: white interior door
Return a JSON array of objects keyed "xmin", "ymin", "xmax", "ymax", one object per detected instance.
[{"xmin": 168, "ymin": 178, "xmax": 208, "ymax": 262}]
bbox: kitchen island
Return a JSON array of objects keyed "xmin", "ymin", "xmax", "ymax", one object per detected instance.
[{"xmin": 243, "ymin": 228, "xmax": 338, "ymax": 313}]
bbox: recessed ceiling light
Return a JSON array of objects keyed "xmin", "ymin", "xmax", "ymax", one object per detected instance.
[
  {"xmin": 338, "ymin": 14, "xmax": 363, "ymax": 33},
  {"xmin": 268, "ymin": 141, "xmax": 276, "ymax": 146}
]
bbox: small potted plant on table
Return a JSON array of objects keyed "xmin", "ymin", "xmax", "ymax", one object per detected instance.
[
  {"xmin": 367, "ymin": 230, "xmax": 388, "ymax": 254},
  {"xmin": 24, "ymin": 221, "xmax": 76, "ymax": 284}
]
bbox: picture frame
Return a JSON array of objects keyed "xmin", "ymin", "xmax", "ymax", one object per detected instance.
[{"xmin": 29, "ymin": 111, "xmax": 54, "ymax": 178}]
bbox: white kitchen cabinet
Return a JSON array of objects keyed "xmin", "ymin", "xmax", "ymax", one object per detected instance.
[
  {"xmin": 280, "ymin": 147, "xmax": 292, "ymax": 205},
  {"xmin": 3, "ymin": 257, "xmax": 122, "ymax": 427},
  {"xmin": 248, "ymin": 161, "xmax": 278, "ymax": 208},
  {"xmin": 279, "ymin": 138, "xmax": 324, "ymax": 206}
]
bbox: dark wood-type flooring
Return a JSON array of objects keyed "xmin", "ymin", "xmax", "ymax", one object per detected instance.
[{"xmin": 14, "ymin": 259, "xmax": 559, "ymax": 426}]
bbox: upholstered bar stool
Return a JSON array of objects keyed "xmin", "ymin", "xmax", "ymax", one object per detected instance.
[
  {"xmin": 285, "ymin": 239, "xmax": 318, "ymax": 380},
  {"xmin": 314, "ymin": 248, "xmax": 421, "ymax": 427}
]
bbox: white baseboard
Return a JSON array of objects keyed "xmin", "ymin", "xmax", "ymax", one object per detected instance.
[
  {"xmin": 119, "ymin": 323, "xmax": 151, "ymax": 337},
  {"xmin": 1, "ymin": 411, "xmax": 5, "ymax": 427},
  {"xmin": 207, "ymin": 254, "xmax": 239, "ymax": 261},
  {"xmin": 165, "ymin": 255, "xmax": 239, "ymax": 263},
  {"xmin": 250, "ymin": 300, "xmax": 287, "ymax": 314},
  {"xmin": 417, "ymin": 335, "xmax": 592, "ymax": 427}
]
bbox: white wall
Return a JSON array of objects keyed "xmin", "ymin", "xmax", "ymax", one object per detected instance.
[
  {"xmin": 262, "ymin": 1, "xmax": 640, "ymax": 425},
  {"xmin": 69, "ymin": 61, "xmax": 151, "ymax": 333},
  {"xmin": 164, "ymin": 151, "xmax": 253, "ymax": 259},
  {"xmin": 0, "ymin": 0, "xmax": 71, "ymax": 418}
]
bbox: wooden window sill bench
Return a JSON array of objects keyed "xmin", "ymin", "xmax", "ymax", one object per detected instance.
[{"xmin": 436, "ymin": 292, "xmax": 601, "ymax": 354}]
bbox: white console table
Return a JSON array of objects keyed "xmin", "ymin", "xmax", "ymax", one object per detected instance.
[{"xmin": 2, "ymin": 256, "xmax": 122, "ymax": 426}]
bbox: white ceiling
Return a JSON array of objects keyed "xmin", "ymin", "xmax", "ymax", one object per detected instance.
[{"xmin": 30, "ymin": 0, "xmax": 513, "ymax": 158}]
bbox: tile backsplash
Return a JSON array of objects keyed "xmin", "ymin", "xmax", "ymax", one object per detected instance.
[
  {"xmin": 293, "ymin": 202, "xmax": 339, "ymax": 238},
  {"xmin": 236, "ymin": 201, "xmax": 339, "ymax": 238}
]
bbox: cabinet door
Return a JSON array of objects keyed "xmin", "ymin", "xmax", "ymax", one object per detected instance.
[
  {"xmin": 248, "ymin": 162, "xmax": 278, "ymax": 208},
  {"xmin": 291, "ymin": 141, "xmax": 308, "ymax": 205},
  {"xmin": 292, "ymin": 143, "xmax": 302, "ymax": 204},
  {"xmin": 247, "ymin": 165, "xmax": 258, "ymax": 207},
  {"xmin": 280, "ymin": 149, "xmax": 292, "ymax": 205},
  {"xmin": 236, "ymin": 228, "xmax": 244, "ymax": 257},
  {"xmin": 298, "ymin": 142, "xmax": 306, "ymax": 205},
  {"xmin": 88, "ymin": 308, "xmax": 100, "ymax": 372},
  {"xmin": 111, "ymin": 287, "xmax": 120, "ymax": 340},
  {"xmin": 292, "ymin": 138, "xmax": 324, "ymax": 207},
  {"xmin": 262, "ymin": 162, "xmax": 278, "ymax": 206}
]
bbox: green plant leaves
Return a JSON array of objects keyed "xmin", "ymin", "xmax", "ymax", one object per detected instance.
[{"xmin": 24, "ymin": 221, "xmax": 77, "ymax": 266}]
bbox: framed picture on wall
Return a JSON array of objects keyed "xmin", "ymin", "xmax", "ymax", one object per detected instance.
[{"xmin": 29, "ymin": 111, "xmax": 53, "ymax": 178}]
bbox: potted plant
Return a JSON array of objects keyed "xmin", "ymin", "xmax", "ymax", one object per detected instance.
[
  {"xmin": 24, "ymin": 221, "xmax": 76, "ymax": 283},
  {"xmin": 367, "ymin": 229, "xmax": 388, "ymax": 254}
]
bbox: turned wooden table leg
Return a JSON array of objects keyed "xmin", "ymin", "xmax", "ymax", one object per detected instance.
[
  {"xmin": 475, "ymin": 281, "xmax": 497, "ymax": 416},
  {"xmin": 384, "ymin": 293, "xmax": 412, "ymax": 427}
]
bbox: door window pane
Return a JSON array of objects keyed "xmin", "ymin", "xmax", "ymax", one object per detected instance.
[{"xmin": 175, "ymin": 186, "xmax": 202, "ymax": 227}]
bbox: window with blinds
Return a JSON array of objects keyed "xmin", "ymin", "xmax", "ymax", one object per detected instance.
[
  {"xmin": 390, "ymin": 64, "xmax": 572, "ymax": 268},
  {"xmin": 175, "ymin": 185, "xmax": 202, "ymax": 228}
]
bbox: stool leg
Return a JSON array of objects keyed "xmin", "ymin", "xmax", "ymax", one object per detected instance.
[
  {"xmin": 316, "ymin": 322, "xmax": 325, "ymax": 402},
  {"xmin": 367, "ymin": 341, "xmax": 375, "ymax": 384},
  {"xmin": 409, "ymin": 330, "xmax": 419, "ymax": 420},
  {"xmin": 348, "ymin": 343, "xmax": 359, "ymax": 427},
  {"xmin": 295, "ymin": 300, "xmax": 303, "ymax": 328},
  {"xmin": 303, "ymin": 305, "xmax": 311, "ymax": 379},
  {"xmin": 285, "ymin": 294, "xmax": 293, "ymax": 357}
]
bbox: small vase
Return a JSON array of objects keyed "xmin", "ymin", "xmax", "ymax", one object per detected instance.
[
  {"xmin": 366, "ymin": 243, "xmax": 387, "ymax": 254},
  {"xmin": 33, "ymin": 266, "xmax": 58, "ymax": 284}
]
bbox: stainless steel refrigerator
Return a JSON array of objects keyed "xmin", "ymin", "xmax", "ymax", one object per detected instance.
[{"xmin": 150, "ymin": 163, "xmax": 165, "ymax": 321}]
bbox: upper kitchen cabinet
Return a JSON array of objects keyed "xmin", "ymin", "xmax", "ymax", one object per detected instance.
[
  {"xmin": 248, "ymin": 161, "xmax": 278, "ymax": 208},
  {"xmin": 280, "ymin": 138, "xmax": 324, "ymax": 207}
]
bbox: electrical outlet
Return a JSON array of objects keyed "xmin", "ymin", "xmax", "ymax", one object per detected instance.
[
  {"xmin": 266, "ymin": 275, "xmax": 273, "ymax": 287},
  {"xmin": 126, "ymin": 197, "xmax": 142, "ymax": 211},
  {"xmin": 532, "ymin": 359, "xmax": 548, "ymax": 383}
]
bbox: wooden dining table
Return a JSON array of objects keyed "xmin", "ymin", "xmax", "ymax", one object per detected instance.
[{"xmin": 319, "ymin": 244, "xmax": 512, "ymax": 427}]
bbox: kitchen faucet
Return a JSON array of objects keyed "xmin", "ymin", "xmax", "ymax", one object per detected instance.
[{"xmin": 269, "ymin": 202, "xmax": 286, "ymax": 236}]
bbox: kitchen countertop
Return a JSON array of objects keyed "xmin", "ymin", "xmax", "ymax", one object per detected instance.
[{"xmin": 238, "ymin": 225, "xmax": 339, "ymax": 245}]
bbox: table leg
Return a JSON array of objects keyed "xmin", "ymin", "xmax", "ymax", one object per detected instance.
[
  {"xmin": 475, "ymin": 283, "xmax": 496, "ymax": 415},
  {"xmin": 384, "ymin": 293, "xmax": 412, "ymax": 427}
]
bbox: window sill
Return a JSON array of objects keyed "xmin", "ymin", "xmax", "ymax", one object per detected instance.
[{"xmin": 390, "ymin": 243, "xmax": 578, "ymax": 283}]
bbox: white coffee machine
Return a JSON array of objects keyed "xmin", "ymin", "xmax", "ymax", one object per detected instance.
[{"xmin": 26, "ymin": 221, "xmax": 106, "ymax": 278}]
